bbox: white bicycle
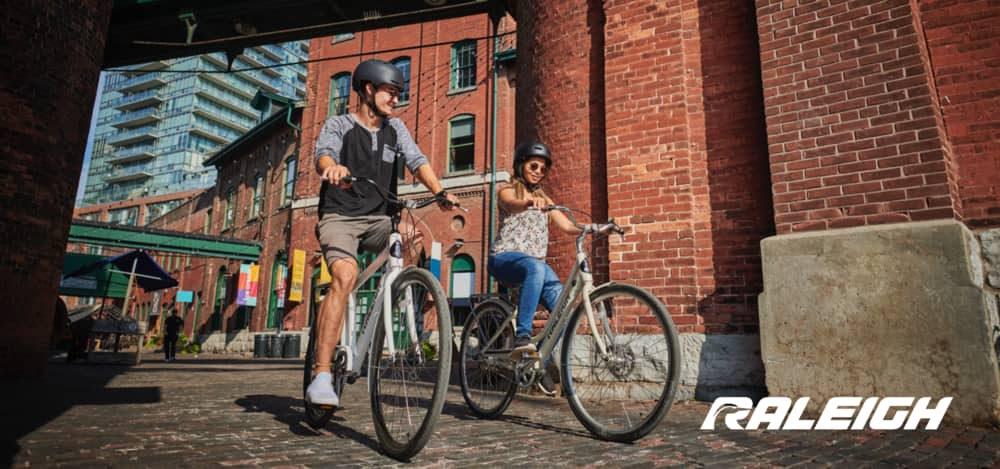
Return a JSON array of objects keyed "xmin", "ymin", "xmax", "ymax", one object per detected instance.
[{"xmin": 303, "ymin": 177, "xmax": 459, "ymax": 460}]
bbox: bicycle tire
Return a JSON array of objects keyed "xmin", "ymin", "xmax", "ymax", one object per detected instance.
[
  {"xmin": 459, "ymin": 301, "xmax": 518, "ymax": 418},
  {"xmin": 303, "ymin": 324, "xmax": 342, "ymax": 429},
  {"xmin": 369, "ymin": 267, "xmax": 452, "ymax": 461},
  {"xmin": 560, "ymin": 283, "xmax": 681, "ymax": 442}
]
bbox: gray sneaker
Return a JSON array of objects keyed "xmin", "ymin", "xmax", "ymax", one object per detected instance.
[{"xmin": 511, "ymin": 336, "xmax": 536, "ymax": 356}]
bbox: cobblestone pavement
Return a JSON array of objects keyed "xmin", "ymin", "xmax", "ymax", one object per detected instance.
[{"xmin": 4, "ymin": 355, "xmax": 1000, "ymax": 468}]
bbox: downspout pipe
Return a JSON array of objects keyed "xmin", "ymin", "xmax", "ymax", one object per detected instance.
[{"xmin": 487, "ymin": 20, "xmax": 500, "ymax": 294}]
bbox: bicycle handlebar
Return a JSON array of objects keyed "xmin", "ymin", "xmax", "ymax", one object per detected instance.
[
  {"xmin": 542, "ymin": 205, "xmax": 626, "ymax": 240},
  {"xmin": 341, "ymin": 177, "xmax": 467, "ymax": 212}
]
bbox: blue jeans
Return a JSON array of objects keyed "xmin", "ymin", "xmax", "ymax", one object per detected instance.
[{"xmin": 488, "ymin": 251, "xmax": 563, "ymax": 338}]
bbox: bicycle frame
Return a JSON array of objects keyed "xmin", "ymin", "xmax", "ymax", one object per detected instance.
[
  {"xmin": 337, "ymin": 231, "xmax": 413, "ymax": 376},
  {"xmin": 478, "ymin": 225, "xmax": 612, "ymax": 370}
]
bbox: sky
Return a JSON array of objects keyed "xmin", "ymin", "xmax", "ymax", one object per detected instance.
[{"xmin": 76, "ymin": 72, "xmax": 105, "ymax": 205}]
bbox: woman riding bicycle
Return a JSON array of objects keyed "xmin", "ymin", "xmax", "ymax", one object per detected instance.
[{"xmin": 488, "ymin": 141, "xmax": 581, "ymax": 355}]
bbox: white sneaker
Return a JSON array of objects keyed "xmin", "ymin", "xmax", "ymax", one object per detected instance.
[{"xmin": 306, "ymin": 372, "xmax": 340, "ymax": 407}]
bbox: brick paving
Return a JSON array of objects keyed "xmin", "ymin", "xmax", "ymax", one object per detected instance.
[{"xmin": 4, "ymin": 355, "xmax": 1000, "ymax": 468}]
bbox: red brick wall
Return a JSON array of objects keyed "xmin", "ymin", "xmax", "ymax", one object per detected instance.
[
  {"xmin": 756, "ymin": 0, "xmax": 959, "ymax": 234},
  {"xmin": 602, "ymin": 1, "xmax": 772, "ymax": 333},
  {"xmin": 0, "ymin": 1, "xmax": 112, "ymax": 377},
  {"xmin": 915, "ymin": 0, "xmax": 1000, "ymax": 228},
  {"xmin": 515, "ymin": 0, "xmax": 609, "ymax": 281}
]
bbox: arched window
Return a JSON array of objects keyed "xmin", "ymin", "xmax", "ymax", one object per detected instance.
[
  {"xmin": 391, "ymin": 56, "xmax": 411, "ymax": 104},
  {"xmin": 329, "ymin": 72, "xmax": 351, "ymax": 116},
  {"xmin": 448, "ymin": 114, "xmax": 475, "ymax": 173}
]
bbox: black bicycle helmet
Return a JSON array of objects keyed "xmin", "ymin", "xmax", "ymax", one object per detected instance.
[
  {"xmin": 513, "ymin": 141, "xmax": 552, "ymax": 178},
  {"xmin": 352, "ymin": 59, "xmax": 405, "ymax": 93}
]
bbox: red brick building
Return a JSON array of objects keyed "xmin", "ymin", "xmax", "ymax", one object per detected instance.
[
  {"xmin": 287, "ymin": 14, "xmax": 519, "ymax": 329},
  {"xmin": 514, "ymin": 0, "xmax": 1000, "ymax": 420}
]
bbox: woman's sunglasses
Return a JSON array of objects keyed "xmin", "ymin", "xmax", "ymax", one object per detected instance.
[{"xmin": 525, "ymin": 162, "xmax": 548, "ymax": 174}]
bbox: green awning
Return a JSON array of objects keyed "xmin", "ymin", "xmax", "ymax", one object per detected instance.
[
  {"xmin": 59, "ymin": 253, "xmax": 129, "ymax": 298},
  {"xmin": 68, "ymin": 220, "xmax": 261, "ymax": 261}
]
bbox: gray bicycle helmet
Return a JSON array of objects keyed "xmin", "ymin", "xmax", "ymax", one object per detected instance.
[
  {"xmin": 513, "ymin": 141, "xmax": 552, "ymax": 178},
  {"xmin": 352, "ymin": 59, "xmax": 404, "ymax": 93}
]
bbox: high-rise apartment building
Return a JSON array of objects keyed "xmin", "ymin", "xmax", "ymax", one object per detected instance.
[{"xmin": 80, "ymin": 42, "xmax": 309, "ymax": 210}]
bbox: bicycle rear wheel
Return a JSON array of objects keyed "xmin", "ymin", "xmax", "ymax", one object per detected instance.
[
  {"xmin": 459, "ymin": 301, "xmax": 518, "ymax": 418},
  {"xmin": 560, "ymin": 283, "xmax": 681, "ymax": 442},
  {"xmin": 369, "ymin": 267, "xmax": 452, "ymax": 461},
  {"xmin": 303, "ymin": 324, "xmax": 342, "ymax": 429}
]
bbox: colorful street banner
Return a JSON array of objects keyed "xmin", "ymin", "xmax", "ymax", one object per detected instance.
[
  {"xmin": 275, "ymin": 264, "xmax": 287, "ymax": 308},
  {"xmin": 246, "ymin": 264, "xmax": 259, "ymax": 307},
  {"xmin": 176, "ymin": 290, "xmax": 193, "ymax": 303},
  {"xmin": 288, "ymin": 249, "xmax": 306, "ymax": 303},
  {"xmin": 236, "ymin": 264, "xmax": 251, "ymax": 305}
]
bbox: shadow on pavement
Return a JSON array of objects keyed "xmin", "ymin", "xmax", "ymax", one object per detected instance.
[
  {"xmin": 0, "ymin": 362, "xmax": 160, "ymax": 466},
  {"xmin": 234, "ymin": 394, "xmax": 383, "ymax": 455}
]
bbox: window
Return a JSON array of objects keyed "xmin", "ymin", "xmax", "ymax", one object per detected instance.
[
  {"xmin": 282, "ymin": 156, "xmax": 297, "ymax": 206},
  {"xmin": 204, "ymin": 208, "xmax": 212, "ymax": 234},
  {"xmin": 391, "ymin": 57, "xmax": 411, "ymax": 104},
  {"xmin": 448, "ymin": 115, "xmax": 475, "ymax": 173},
  {"xmin": 451, "ymin": 41, "xmax": 476, "ymax": 90},
  {"xmin": 329, "ymin": 72, "xmax": 351, "ymax": 116},
  {"xmin": 224, "ymin": 189, "xmax": 235, "ymax": 229},
  {"xmin": 250, "ymin": 174, "xmax": 264, "ymax": 218}
]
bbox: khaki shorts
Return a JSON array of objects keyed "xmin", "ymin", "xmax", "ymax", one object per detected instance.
[{"xmin": 316, "ymin": 213, "xmax": 392, "ymax": 266}]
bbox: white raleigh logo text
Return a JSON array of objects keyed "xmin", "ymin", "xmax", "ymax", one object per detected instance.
[{"xmin": 701, "ymin": 397, "xmax": 952, "ymax": 431}]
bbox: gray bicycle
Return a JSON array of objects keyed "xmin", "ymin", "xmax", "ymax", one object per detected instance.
[{"xmin": 458, "ymin": 206, "xmax": 681, "ymax": 442}]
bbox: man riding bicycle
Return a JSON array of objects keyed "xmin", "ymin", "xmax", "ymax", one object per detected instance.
[{"xmin": 307, "ymin": 59, "xmax": 459, "ymax": 408}]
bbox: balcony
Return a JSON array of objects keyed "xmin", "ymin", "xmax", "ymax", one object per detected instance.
[
  {"xmin": 192, "ymin": 106, "xmax": 250, "ymax": 134},
  {"xmin": 257, "ymin": 45, "xmax": 285, "ymax": 61},
  {"xmin": 112, "ymin": 90, "xmax": 164, "ymax": 111},
  {"xmin": 108, "ymin": 125, "xmax": 160, "ymax": 146},
  {"xmin": 107, "ymin": 145, "xmax": 156, "ymax": 164},
  {"xmin": 237, "ymin": 68, "xmax": 281, "ymax": 94},
  {"xmin": 117, "ymin": 72, "xmax": 167, "ymax": 93},
  {"xmin": 120, "ymin": 60, "xmax": 170, "ymax": 72},
  {"xmin": 199, "ymin": 72, "xmax": 256, "ymax": 99},
  {"xmin": 240, "ymin": 50, "xmax": 281, "ymax": 77},
  {"xmin": 110, "ymin": 108, "xmax": 162, "ymax": 129},
  {"xmin": 189, "ymin": 122, "xmax": 231, "ymax": 144},
  {"xmin": 104, "ymin": 164, "xmax": 154, "ymax": 184},
  {"xmin": 194, "ymin": 85, "xmax": 258, "ymax": 119}
]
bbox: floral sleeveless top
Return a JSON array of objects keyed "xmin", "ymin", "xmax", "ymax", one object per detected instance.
[{"xmin": 491, "ymin": 190, "xmax": 549, "ymax": 259}]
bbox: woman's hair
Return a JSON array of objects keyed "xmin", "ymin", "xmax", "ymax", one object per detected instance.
[{"xmin": 507, "ymin": 175, "xmax": 548, "ymax": 203}]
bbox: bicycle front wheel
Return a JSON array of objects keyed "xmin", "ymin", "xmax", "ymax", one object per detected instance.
[
  {"xmin": 560, "ymin": 283, "xmax": 681, "ymax": 442},
  {"xmin": 369, "ymin": 267, "xmax": 452, "ymax": 461},
  {"xmin": 459, "ymin": 301, "xmax": 517, "ymax": 418}
]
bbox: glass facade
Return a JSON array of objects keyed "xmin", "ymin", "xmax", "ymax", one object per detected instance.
[{"xmin": 80, "ymin": 42, "xmax": 309, "ymax": 207}]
